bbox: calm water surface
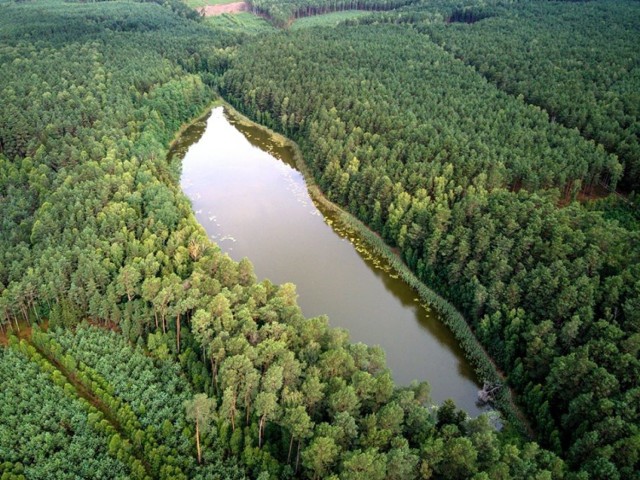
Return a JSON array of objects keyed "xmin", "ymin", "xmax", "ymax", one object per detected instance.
[{"xmin": 174, "ymin": 107, "xmax": 485, "ymax": 415}]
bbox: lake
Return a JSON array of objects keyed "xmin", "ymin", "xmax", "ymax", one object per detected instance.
[{"xmin": 174, "ymin": 106, "xmax": 485, "ymax": 415}]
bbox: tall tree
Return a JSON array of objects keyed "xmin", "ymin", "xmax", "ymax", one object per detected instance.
[{"xmin": 184, "ymin": 393, "xmax": 216, "ymax": 465}]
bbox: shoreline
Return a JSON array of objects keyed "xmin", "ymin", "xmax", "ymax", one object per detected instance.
[{"xmin": 174, "ymin": 98, "xmax": 532, "ymax": 435}]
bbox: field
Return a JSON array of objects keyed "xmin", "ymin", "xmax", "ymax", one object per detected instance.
[
  {"xmin": 182, "ymin": 0, "xmax": 234, "ymax": 9},
  {"xmin": 204, "ymin": 11, "xmax": 277, "ymax": 32},
  {"xmin": 290, "ymin": 10, "xmax": 371, "ymax": 29},
  {"xmin": 202, "ymin": 6, "xmax": 369, "ymax": 31}
]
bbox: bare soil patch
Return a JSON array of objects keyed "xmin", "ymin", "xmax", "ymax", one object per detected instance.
[
  {"xmin": 198, "ymin": 2, "xmax": 248, "ymax": 16},
  {"xmin": 0, "ymin": 319, "xmax": 48, "ymax": 346}
]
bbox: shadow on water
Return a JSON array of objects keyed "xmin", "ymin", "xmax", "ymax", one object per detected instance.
[
  {"xmin": 226, "ymin": 111, "xmax": 296, "ymax": 167},
  {"xmin": 168, "ymin": 113, "xmax": 211, "ymax": 165},
  {"xmin": 175, "ymin": 105, "xmax": 486, "ymax": 415}
]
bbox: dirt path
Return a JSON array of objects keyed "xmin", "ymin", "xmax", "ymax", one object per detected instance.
[
  {"xmin": 28, "ymin": 338, "xmax": 154, "ymax": 477},
  {"xmin": 0, "ymin": 319, "xmax": 47, "ymax": 346},
  {"xmin": 198, "ymin": 2, "xmax": 248, "ymax": 16}
]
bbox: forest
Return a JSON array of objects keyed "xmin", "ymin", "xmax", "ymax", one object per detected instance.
[
  {"xmin": 0, "ymin": 0, "xmax": 638, "ymax": 479},
  {"xmin": 221, "ymin": 8, "xmax": 640, "ymax": 477},
  {"xmin": 426, "ymin": 0, "xmax": 640, "ymax": 191}
]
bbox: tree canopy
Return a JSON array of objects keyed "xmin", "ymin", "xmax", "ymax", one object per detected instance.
[
  {"xmin": 221, "ymin": 14, "xmax": 640, "ymax": 478},
  {"xmin": 0, "ymin": 0, "xmax": 638, "ymax": 479}
]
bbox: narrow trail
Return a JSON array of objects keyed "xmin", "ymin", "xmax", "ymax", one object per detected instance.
[{"xmin": 27, "ymin": 338, "xmax": 154, "ymax": 478}]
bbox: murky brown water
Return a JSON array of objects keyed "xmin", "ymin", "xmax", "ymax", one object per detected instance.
[{"xmin": 173, "ymin": 106, "xmax": 484, "ymax": 415}]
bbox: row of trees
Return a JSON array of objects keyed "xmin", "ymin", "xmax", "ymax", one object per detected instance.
[
  {"xmin": 221, "ymin": 22, "xmax": 640, "ymax": 479},
  {"xmin": 34, "ymin": 325, "xmax": 246, "ymax": 479},
  {"xmin": 0, "ymin": 342, "xmax": 134, "ymax": 479}
]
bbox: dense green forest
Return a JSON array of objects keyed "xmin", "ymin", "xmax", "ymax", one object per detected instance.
[
  {"xmin": 221, "ymin": 6, "xmax": 640, "ymax": 479},
  {"xmin": 426, "ymin": 0, "xmax": 640, "ymax": 191},
  {"xmin": 1, "ymin": 340, "xmax": 134, "ymax": 479},
  {"xmin": 1, "ymin": 0, "xmax": 638, "ymax": 479},
  {"xmin": 1, "ymin": 326, "xmax": 245, "ymax": 479}
]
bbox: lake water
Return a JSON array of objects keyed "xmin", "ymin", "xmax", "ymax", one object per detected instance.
[{"xmin": 174, "ymin": 106, "xmax": 485, "ymax": 415}]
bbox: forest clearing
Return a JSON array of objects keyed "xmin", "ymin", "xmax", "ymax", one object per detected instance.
[{"xmin": 198, "ymin": 2, "xmax": 248, "ymax": 16}]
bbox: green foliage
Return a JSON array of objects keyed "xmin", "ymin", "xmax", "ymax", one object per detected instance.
[
  {"xmin": 0, "ymin": 343, "xmax": 132, "ymax": 479},
  {"xmin": 584, "ymin": 193, "xmax": 640, "ymax": 231},
  {"xmin": 185, "ymin": 279, "xmax": 565, "ymax": 479},
  {"xmin": 0, "ymin": 0, "xmax": 240, "ymax": 337},
  {"xmin": 46, "ymin": 325, "xmax": 244, "ymax": 478},
  {"xmin": 427, "ymin": 0, "xmax": 640, "ymax": 190},
  {"xmin": 221, "ymin": 17, "xmax": 640, "ymax": 479},
  {"xmin": 204, "ymin": 12, "xmax": 278, "ymax": 34},
  {"xmin": 0, "ymin": 3, "xmax": 244, "ymax": 476},
  {"xmin": 12, "ymin": 325, "xmax": 246, "ymax": 478},
  {"xmin": 224, "ymin": 26, "xmax": 620, "ymax": 192},
  {"xmin": 0, "ymin": 0, "xmax": 634, "ymax": 479},
  {"xmin": 290, "ymin": 10, "xmax": 371, "ymax": 29}
]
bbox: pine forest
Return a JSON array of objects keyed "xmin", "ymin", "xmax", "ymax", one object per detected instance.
[{"xmin": 0, "ymin": 0, "xmax": 638, "ymax": 479}]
